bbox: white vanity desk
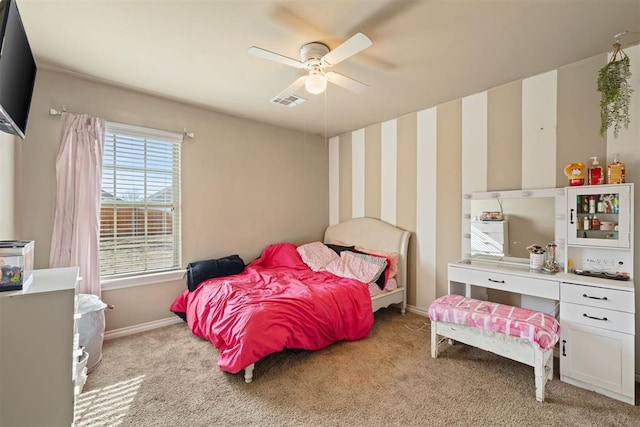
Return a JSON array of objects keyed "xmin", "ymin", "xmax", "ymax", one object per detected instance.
[
  {"xmin": 449, "ymin": 257, "xmax": 635, "ymax": 303},
  {"xmin": 452, "ymin": 185, "xmax": 636, "ymax": 405},
  {"xmin": 449, "ymin": 257, "xmax": 560, "ymax": 304}
]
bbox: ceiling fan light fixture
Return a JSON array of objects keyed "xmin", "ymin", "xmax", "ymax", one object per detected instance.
[{"xmin": 305, "ymin": 72, "xmax": 327, "ymax": 95}]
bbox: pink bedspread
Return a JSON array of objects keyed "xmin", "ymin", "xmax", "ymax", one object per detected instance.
[
  {"xmin": 170, "ymin": 243, "xmax": 374, "ymax": 374},
  {"xmin": 428, "ymin": 294, "xmax": 560, "ymax": 350}
]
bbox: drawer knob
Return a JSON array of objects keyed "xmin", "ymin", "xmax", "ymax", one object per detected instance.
[
  {"xmin": 583, "ymin": 313, "xmax": 608, "ymax": 321},
  {"xmin": 488, "ymin": 278, "xmax": 505, "ymax": 283},
  {"xmin": 582, "ymin": 293, "xmax": 608, "ymax": 301}
]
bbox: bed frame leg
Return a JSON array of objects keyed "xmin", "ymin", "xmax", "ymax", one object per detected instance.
[
  {"xmin": 430, "ymin": 321, "xmax": 438, "ymax": 358},
  {"xmin": 244, "ymin": 363, "xmax": 255, "ymax": 383}
]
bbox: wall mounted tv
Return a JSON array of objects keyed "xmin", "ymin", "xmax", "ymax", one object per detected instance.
[{"xmin": 0, "ymin": 0, "xmax": 36, "ymax": 139}]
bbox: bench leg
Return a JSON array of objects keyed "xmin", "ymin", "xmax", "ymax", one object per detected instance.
[
  {"xmin": 546, "ymin": 351, "xmax": 554, "ymax": 381},
  {"xmin": 534, "ymin": 349, "xmax": 546, "ymax": 402}
]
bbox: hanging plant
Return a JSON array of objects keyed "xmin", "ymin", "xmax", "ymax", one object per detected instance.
[{"xmin": 597, "ymin": 42, "xmax": 633, "ymax": 138}]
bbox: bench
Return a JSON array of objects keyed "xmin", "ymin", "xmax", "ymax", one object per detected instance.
[{"xmin": 428, "ymin": 294, "xmax": 560, "ymax": 402}]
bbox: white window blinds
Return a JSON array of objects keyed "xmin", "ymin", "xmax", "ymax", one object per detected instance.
[{"xmin": 100, "ymin": 122, "xmax": 182, "ymax": 279}]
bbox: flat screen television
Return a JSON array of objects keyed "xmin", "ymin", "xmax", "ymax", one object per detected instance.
[{"xmin": 0, "ymin": 0, "xmax": 36, "ymax": 139}]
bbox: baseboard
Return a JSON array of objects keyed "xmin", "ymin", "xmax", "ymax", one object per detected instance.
[
  {"xmin": 104, "ymin": 316, "xmax": 184, "ymax": 341},
  {"xmin": 105, "ymin": 306, "xmax": 428, "ymax": 341},
  {"xmin": 406, "ymin": 304, "xmax": 428, "ymax": 317}
]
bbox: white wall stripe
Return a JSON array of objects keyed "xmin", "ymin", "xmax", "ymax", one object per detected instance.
[
  {"xmin": 351, "ymin": 129, "xmax": 365, "ymax": 218},
  {"xmin": 381, "ymin": 120, "xmax": 397, "ymax": 225},
  {"xmin": 329, "ymin": 136, "xmax": 340, "ymax": 226},
  {"xmin": 522, "ymin": 70, "xmax": 557, "ymax": 189},
  {"xmin": 416, "ymin": 107, "xmax": 438, "ymax": 307},
  {"xmin": 462, "ymin": 92, "xmax": 488, "ymax": 194}
]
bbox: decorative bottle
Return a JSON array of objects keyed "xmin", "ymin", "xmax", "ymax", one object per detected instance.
[
  {"xmin": 607, "ymin": 154, "xmax": 625, "ymax": 184},
  {"xmin": 588, "ymin": 195, "xmax": 596, "ymax": 213},
  {"xmin": 588, "ymin": 157, "xmax": 604, "ymax": 185}
]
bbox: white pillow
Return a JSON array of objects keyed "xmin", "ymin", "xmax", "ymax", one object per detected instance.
[{"xmin": 296, "ymin": 241, "xmax": 339, "ymax": 271}]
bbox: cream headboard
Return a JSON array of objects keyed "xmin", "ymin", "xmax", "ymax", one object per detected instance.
[{"xmin": 324, "ymin": 217, "xmax": 411, "ymax": 297}]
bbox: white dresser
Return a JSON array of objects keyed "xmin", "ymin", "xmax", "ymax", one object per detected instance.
[
  {"xmin": 0, "ymin": 267, "xmax": 80, "ymax": 426},
  {"xmin": 559, "ymin": 278, "xmax": 635, "ymax": 404}
]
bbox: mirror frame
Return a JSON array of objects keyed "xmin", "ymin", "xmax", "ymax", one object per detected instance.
[{"xmin": 461, "ymin": 187, "xmax": 567, "ymax": 263}]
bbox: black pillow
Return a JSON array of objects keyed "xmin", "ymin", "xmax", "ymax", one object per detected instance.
[
  {"xmin": 187, "ymin": 254, "xmax": 245, "ymax": 292},
  {"xmin": 171, "ymin": 310, "xmax": 187, "ymax": 321},
  {"xmin": 324, "ymin": 243, "xmax": 358, "ymax": 254}
]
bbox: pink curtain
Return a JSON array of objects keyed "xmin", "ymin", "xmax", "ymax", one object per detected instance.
[{"xmin": 50, "ymin": 113, "xmax": 105, "ymax": 295}]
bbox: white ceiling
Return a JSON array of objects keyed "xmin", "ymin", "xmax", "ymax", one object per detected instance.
[{"xmin": 17, "ymin": 0, "xmax": 640, "ymax": 137}]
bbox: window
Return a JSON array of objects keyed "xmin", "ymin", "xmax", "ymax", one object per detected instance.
[{"xmin": 100, "ymin": 122, "xmax": 182, "ymax": 280}]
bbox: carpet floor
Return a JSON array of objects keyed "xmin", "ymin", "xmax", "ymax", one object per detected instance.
[{"xmin": 75, "ymin": 309, "xmax": 640, "ymax": 426}]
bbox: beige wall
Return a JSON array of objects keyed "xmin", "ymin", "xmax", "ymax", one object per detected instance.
[{"xmin": 18, "ymin": 69, "xmax": 328, "ymax": 331}]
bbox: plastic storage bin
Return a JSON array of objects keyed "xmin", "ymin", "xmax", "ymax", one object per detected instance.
[
  {"xmin": 0, "ymin": 241, "xmax": 34, "ymax": 292},
  {"xmin": 77, "ymin": 294, "xmax": 108, "ymax": 373},
  {"xmin": 75, "ymin": 349, "xmax": 89, "ymax": 395}
]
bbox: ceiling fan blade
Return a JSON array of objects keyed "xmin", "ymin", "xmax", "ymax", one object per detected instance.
[
  {"xmin": 322, "ymin": 33, "xmax": 373, "ymax": 66},
  {"xmin": 275, "ymin": 75, "xmax": 307, "ymax": 99},
  {"xmin": 326, "ymin": 72, "xmax": 369, "ymax": 93},
  {"xmin": 248, "ymin": 46, "xmax": 305, "ymax": 68}
]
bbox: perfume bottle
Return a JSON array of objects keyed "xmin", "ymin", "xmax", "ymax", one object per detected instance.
[
  {"xmin": 588, "ymin": 157, "xmax": 604, "ymax": 185},
  {"xmin": 607, "ymin": 154, "xmax": 626, "ymax": 184}
]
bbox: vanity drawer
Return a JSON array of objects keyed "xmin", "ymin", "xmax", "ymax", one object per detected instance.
[
  {"xmin": 561, "ymin": 301, "xmax": 634, "ymax": 334},
  {"xmin": 561, "ymin": 283, "xmax": 634, "ymax": 313},
  {"xmin": 449, "ymin": 267, "xmax": 559, "ymax": 300}
]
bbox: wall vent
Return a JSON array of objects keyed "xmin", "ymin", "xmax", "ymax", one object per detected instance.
[{"xmin": 270, "ymin": 94, "xmax": 306, "ymax": 107}]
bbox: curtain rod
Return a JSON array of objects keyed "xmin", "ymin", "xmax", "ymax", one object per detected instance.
[{"xmin": 48, "ymin": 105, "xmax": 195, "ymax": 139}]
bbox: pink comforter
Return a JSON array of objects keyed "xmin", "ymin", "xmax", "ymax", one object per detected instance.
[{"xmin": 170, "ymin": 243, "xmax": 374, "ymax": 374}]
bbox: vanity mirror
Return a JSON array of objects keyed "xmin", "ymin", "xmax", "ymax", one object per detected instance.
[{"xmin": 462, "ymin": 188, "xmax": 565, "ymax": 262}]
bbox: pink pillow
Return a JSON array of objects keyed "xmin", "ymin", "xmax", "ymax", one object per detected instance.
[{"xmin": 325, "ymin": 251, "xmax": 386, "ymax": 283}]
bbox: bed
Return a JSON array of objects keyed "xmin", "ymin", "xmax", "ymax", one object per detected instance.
[{"xmin": 170, "ymin": 217, "xmax": 411, "ymax": 382}]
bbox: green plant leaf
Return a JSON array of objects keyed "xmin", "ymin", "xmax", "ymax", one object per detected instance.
[{"xmin": 597, "ymin": 57, "xmax": 633, "ymax": 138}]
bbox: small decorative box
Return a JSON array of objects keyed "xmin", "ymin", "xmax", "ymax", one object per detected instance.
[
  {"xmin": 0, "ymin": 240, "xmax": 34, "ymax": 292},
  {"xmin": 480, "ymin": 211, "xmax": 503, "ymax": 221}
]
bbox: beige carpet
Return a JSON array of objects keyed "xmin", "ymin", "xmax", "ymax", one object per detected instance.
[{"xmin": 75, "ymin": 309, "xmax": 640, "ymax": 426}]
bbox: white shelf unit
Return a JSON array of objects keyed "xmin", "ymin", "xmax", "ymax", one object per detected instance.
[
  {"xmin": 0, "ymin": 267, "xmax": 80, "ymax": 426},
  {"xmin": 561, "ymin": 183, "xmax": 635, "ymax": 405},
  {"xmin": 566, "ymin": 184, "xmax": 632, "ymax": 249}
]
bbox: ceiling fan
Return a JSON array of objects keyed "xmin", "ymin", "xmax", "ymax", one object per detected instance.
[{"xmin": 248, "ymin": 32, "xmax": 373, "ymax": 99}]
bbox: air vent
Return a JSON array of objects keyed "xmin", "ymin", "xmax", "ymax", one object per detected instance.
[{"xmin": 270, "ymin": 94, "xmax": 306, "ymax": 108}]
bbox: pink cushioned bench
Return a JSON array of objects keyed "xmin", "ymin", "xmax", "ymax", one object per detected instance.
[{"xmin": 428, "ymin": 294, "xmax": 560, "ymax": 402}]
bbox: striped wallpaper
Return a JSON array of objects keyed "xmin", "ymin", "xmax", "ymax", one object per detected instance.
[{"xmin": 329, "ymin": 45, "xmax": 640, "ymax": 318}]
